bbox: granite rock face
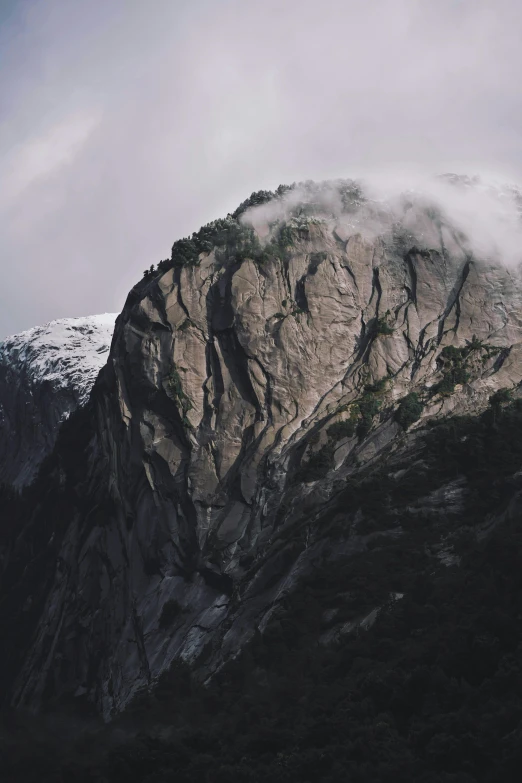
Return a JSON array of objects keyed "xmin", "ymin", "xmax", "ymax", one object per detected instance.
[
  {"xmin": 6, "ymin": 179, "xmax": 522, "ymax": 717},
  {"xmin": 0, "ymin": 315, "xmax": 117, "ymax": 488}
]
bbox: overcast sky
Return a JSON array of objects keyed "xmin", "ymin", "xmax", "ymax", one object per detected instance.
[{"xmin": 1, "ymin": 0, "xmax": 522, "ymax": 338}]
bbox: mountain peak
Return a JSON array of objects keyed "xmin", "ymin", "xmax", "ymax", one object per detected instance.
[
  {"xmin": 0, "ymin": 313, "xmax": 117, "ymax": 488},
  {"xmin": 3, "ymin": 178, "xmax": 522, "ymax": 721}
]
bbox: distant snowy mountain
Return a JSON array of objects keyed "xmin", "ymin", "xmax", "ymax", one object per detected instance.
[{"xmin": 0, "ymin": 314, "xmax": 117, "ymax": 488}]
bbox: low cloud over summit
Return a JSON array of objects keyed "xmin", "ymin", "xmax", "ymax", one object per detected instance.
[{"xmin": 1, "ymin": 0, "xmax": 522, "ymax": 335}]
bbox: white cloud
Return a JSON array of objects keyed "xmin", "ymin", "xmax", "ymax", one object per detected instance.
[
  {"xmin": 242, "ymin": 173, "xmax": 522, "ymax": 269},
  {"xmin": 1, "ymin": 0, "xmax": 522, "ymax": 337},
  {"xmin": 0, "ymin": 110, "xmax": 101, "ymax": 208}
]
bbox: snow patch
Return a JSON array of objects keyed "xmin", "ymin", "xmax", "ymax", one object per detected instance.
[{"xmin": 0, "ymin": 313, "xmax": 117, "ymax": 404}]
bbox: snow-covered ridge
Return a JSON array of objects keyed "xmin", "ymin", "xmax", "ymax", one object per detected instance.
[
  {"xmin": 0, "ymin": 313, "xmax": 118, "ymax": 488},
  {"xmin": 0, "ymin": 313, "xmax": 117, "ymax": 405}
]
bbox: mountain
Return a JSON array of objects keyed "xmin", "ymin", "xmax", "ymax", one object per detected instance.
[
  {"xmin": 2, "ymin": 177, "xmax": 522, "ymax": 781},
  {"xmin": 0, "ymin": 314, "xmax": 117, "ymax": 488}
]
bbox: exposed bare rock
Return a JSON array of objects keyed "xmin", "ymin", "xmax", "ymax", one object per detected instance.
[{"xmin": 6, "ymin": 179, "xmax": 522, "ymax": 718}]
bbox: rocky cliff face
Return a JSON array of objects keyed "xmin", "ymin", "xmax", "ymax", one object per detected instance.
[
  {"xmin": 0, "ymin": 315, "xmax": 117, "ymax": 488},
  {"xmin": 4, "ymin": 178, "xmax": 522, "ymax": 719}
]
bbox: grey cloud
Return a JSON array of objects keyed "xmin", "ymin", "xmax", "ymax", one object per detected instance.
[{"xmin": 1, "ymin": 0, "xmax": 522, "ymax": 337}]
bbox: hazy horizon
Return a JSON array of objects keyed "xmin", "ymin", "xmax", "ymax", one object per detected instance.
[{"xmin": 1, "ymin": 0, "xmax": 522, "ymax": 338}]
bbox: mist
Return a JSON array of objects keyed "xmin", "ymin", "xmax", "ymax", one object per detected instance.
[
  {"xmin": 241, "ymin": 172, "xmax": 522, "ymax": 270},
  {"xmin": 1, "ymin": 0, "xmax": 522, "ymax": 337}
]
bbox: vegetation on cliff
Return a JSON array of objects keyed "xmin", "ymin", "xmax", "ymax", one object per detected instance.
[
  {"xmin": 3, "ymin": 396, "xmax": 522, "ymax": 781},
  {"xmin": 142, "ymin": 179, "xmax": 368, "ymax": 276}
]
